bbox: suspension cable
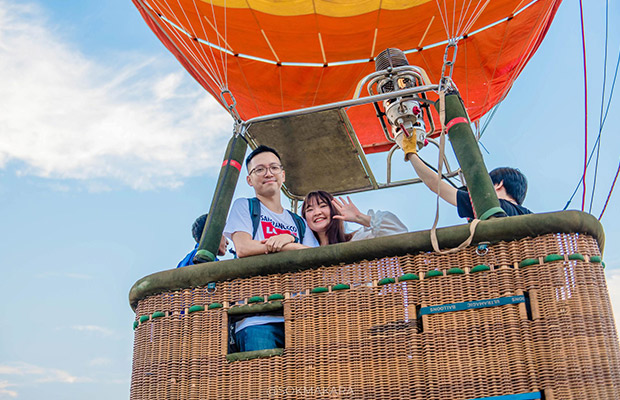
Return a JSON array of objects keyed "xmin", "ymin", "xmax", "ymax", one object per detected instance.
[
  {"xmin": 588, "ymin": 0, "xmax": 610, "ymax": 213},
  {"xmin": 578, "ymin": 0, "xmax": 588, "ymax": 212},
  {"xmin": 598, "ymin": 161, "xmax": 620, "ymax": 220}
]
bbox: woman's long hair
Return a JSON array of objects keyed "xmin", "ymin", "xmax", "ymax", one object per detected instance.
[{"xmin": 302, "ymin": 190, "xmax": 352, "ymax": 245}]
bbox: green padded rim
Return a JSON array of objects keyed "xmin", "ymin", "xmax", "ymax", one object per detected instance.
[
  {"xmin": 208, "ymin": 303, "xmax": 223, "ymax": 309},
  {"xmin": 311, "ymin": 287, "xmax": 329, "ymax": 293},
  {"xmin": 188, "ymin": 305, "xmax": 205, "ymax": 313},
  {"xmin": 268, "ymin": 294, "xmax": 285, "ymax": 301},
  {"xmin": 425, "ymin": 270, "xmax": 443, "ymax": 278},
  {"xmin": 447, "ymin": 268, "xmax": 465, "ymax": 275},
  {"xmin": 471, "ymin": 265, "xmax": 491, "ymax": 273},
  {"xmin": 544, "ymin": 254, "xmax": 564, "ymax": 263},
  {"xmin": 332, "ymin": 284, "xmax": 350, "ymax": 291},
  {"xmin": 151, "ymin": 311, "xmax": 165, "ymax": 319},
  {"xmin": 226, "ymin": 348, "xmax": 283, "ymax": 362},
  {"xmin": 590, "ymin": 255, "xmax": 602, "ymax": 263},
  {"xmin": 133, "ymin": 320, "xmax": 139, "ymax": 330},
  {"xmin": 519, "ymin": 258, "xmax": 539, "ymax": 268},
  {"xmin": 378, "ymin": 277, "xmax": 396, "ymax": 285},
  {"xmin": 129, "ymin": 211, "xmax": 605, "ymax": 311},
  {"xmin": 568, "ymin": 253, "xmax": 585, "ymax": 261},
  {"xmin": 139, "ymin": 315, "xmax": 149, "ymax": 323},
  {"xmin": 248, "ymin": 296, "xmax": 265, "ymax": 303},
  {"xmin": 228, "ymin": 301, "xmax": 283, "ymax": 315},
  {"xmin": 398, "ymin": 273, "xmax": 419, "ymax": 281}
]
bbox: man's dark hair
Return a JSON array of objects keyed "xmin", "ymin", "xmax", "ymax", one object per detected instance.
[
  {"xmin": 489, "ymin": 167, "xmax": 528, "ymax": 205},
  {"xmin": 192, "ymin": 214, "xmax": 208, "ymax": 243},
  {"xmin": 245, "ymin": 145, "xmax": 282, "ymax": 169}
]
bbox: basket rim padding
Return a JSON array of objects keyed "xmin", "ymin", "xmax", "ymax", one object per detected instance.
[{"xmin": 129, "ymin": 210, "xmax": 604, "ymax": 311}]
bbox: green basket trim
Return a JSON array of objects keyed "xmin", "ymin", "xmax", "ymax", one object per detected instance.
[
  {"xmin": 378, "ymin": 277, "xmax": 396, "ymax": 285},
  {"xmin": 188, "ymin": 305, "xmax": 205, "ymax": 313},
  {"xmin": 133, "ymin": 320, "xmax": 139, "ymax": 330},
  {"xmin": 332, "ymin": 284, "xmax": 350, "ymax": 291},
  {"xmin": 267, "ymin": 294, "xmax": 285, "ymax": 301},
  {"xmin": 544, "ymin": 254, "xmax": 564, "ymax": 263},
  {"xmin": 311, "ymin": 287, "xmax": 329, "ymax": 293},
  {"xmin": 425, "ymin": 270, "xmax": 443, "ymax": 278},
  {"xmin": 603, "ymin": 261, "xmax": 606, "ymax": 268},
  {"xmin": 228, "ymin": 301, "xmax": 283, "ymax": 315},
  {"xmin": 471, "ymin": 264, "xmax": 491, "ymax": 273},
  {"xmin": 226, "ymin": 348, "xmax": 284, "ymax": 362},
  {"xmin": 519, "ymin": 258, "xmax": 539, "ymax": 268},
  {"xmin": 208, "ymin": 303, "xmax": 223, "ymax": 309},
  {"xmin": 568, "ymin": 253, "xmax": 585, "ymax": 261},
  {"xmin": 129, "ymin": 211, "xmax": 606, "ymax": 311},
  {"xmin": 398, "ymin": 273, "xmax": 419, "ymax": 281},
  {"xmin": 447, "ymin": 267, "xmax": 465, "ymax": 275},
  {"xmin": 139, "ymin": 315, "xmax": 150, "ymax": 323},
  {"xmin": 589, "ymin": 255, "xmax": 602, "ymax": 263},
  {"xmin": 248, "ymin": 296, "xmax": 265, "ymax": 303},
  {"xmin": 151, "ymin": 311, "xmax": 165, "ymax": 319}
]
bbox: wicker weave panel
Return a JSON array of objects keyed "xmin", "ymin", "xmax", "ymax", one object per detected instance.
[{"xmin": 131, "ymin": 233, "xmax": 620, "ymax": 400}]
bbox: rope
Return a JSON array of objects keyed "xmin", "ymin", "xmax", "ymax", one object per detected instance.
[
  {"xmin": 589, "ymin": 0, "xmax": 610, "ymax": 213},
  {"xmin": 564, "ymin": 33, "xmax": 620, "ymax": 211},
  {"xmin": 429, "ymin": 91, "xmax": 481, "ymax": 255},
  {"xmin": 578, "ymin": 0, "xmax": 588, "ymax": 212},
  {"xmin": 598, "ymin": 161, "xmax": 620, "ymax": 220}
]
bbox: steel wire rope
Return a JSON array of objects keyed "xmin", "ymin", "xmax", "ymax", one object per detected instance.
[
  {"xmin": 171, "ymin": 0, "xmax": 226, "ymax": 88},
  {"xmin": 599, "ymin": 161, "xmax": 620, "ymax": 220},
  {"xmin": 588, "ymin": 0, "xmax": 610, "ymax": 213},
  {"xmin": 195, "ymin": 0, "xmax": 228, "ymax": 89},
  {"xmin": 156, "ymin": 0, "xmax": 222, "ymax": 84},
  {"xmin": 564, "ymin": 3, "xmax": 619, "ymax": 212},
  {"xmin": 435, "ymin": 0, "xmax": 452, "ymax": 39},
  {"xmin": 564, "ymin": 47, "xmax": 619, "ymax": 211},
  {"xmin": 137, "ymin": 0, "xmax": 226, "ymax": 96},
  {"xmin": 149, "ymin": 0, "xmax": 226, "ymax": 91},
  {"xmin": 578, "ymin": 0, "xmax": 588, "ymax": 211}
]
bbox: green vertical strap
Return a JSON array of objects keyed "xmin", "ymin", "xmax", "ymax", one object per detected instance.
[
  {"xmin": 436, "ymin": 92, "xmax": 504, "ymax": 220},
  {"xmin": 194, "ymin": 134, "xmax": 248, "ymax": 264}
]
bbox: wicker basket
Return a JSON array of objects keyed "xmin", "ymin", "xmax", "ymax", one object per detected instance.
[{"xmin": 130, "ymin": 212, "xmax": 620, "ymax": 399}]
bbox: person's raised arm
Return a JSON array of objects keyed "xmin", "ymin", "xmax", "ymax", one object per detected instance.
[
  {"xmin": 397, "ymin": 134, "xmax": 457, "ymax": 206},
  {"xmin": 331, "ymin": 196, "xmax": 371, "ymax": 227}
]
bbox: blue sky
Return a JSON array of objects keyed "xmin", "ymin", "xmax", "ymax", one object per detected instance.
[{"xmin": 0, "ymin": 0, "xmax": 618, "ymax": 399}]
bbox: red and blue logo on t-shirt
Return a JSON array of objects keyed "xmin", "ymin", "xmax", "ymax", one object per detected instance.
[{"xmin": 261, "ymin": 219, "xmax": 298, "ymax": 239}]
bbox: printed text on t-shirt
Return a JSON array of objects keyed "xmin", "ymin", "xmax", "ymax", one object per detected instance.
[{"xmin": 260, "ymin": 218, "xmax": 298, "ymax": 239}]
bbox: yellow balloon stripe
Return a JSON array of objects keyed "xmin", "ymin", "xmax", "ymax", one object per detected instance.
[{"xmin": 198, "ymin": 0, "xmax": 430, "ymax": 17}]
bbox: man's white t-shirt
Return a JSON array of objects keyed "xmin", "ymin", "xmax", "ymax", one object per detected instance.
[
  {"xmin": 224, "ymin": 198, "xmax": 319, "ymax": 246},
  {"xmin": 224, "ymin": 198, "xmax": 318, "ymax": 333}
]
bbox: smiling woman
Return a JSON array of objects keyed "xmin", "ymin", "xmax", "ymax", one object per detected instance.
[{"xmin": 302, "ymin": 190, "xmax": 407, "ymax": 246}]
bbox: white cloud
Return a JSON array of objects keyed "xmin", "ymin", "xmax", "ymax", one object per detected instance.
[
  {"xmin": 0, "ymin": 1, "xmax": 232, "ymax": 190},
  {"xmin": 72, "ymin": 325, "xmax": 115, "ymax": 337},
  {"xmin": 0, "ymin": 381, "xmax": 17, "ymax": 399},
  {"xmin": 0, "ymin": 362, "xmax": 89, "ymax": 384}
]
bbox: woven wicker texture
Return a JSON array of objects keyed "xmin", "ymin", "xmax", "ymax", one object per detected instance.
[{"xmin": 131, "ymin": 233, "xmax": 620, "ymax": 399}]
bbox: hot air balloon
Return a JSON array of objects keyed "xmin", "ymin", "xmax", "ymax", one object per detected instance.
[{"xmin": 128, "ymin": 1, "xmax": 620, "ymax": 399}]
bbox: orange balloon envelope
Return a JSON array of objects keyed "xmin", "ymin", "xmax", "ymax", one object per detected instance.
[{"xmin": 132, "ymin": 0, "xmax": 561, "ymax": 153}]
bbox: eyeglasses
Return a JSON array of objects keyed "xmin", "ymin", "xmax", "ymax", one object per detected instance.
[{"xmin": 249, "ymin": 164, "xmax": 283, "ymax": 176}]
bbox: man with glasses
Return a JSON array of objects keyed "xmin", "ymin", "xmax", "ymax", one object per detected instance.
[
  {"xmin": 224, "ymin": 145, "xmax": 318, "ymax": 258},
  {"xmin": 223, "ymin": 145, "xmax": 318, "ymax": 352}
]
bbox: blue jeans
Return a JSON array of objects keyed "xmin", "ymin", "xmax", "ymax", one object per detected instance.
[{"xmin": 236, "ymin": 323, "xmax": 284, "ymax": 352}]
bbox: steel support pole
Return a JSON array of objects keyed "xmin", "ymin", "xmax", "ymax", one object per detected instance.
[
  {"xmin": 438, "ymin": 91, "xmax": 504, "ymax": 220},
  {"xmin": 194, "ymin": 134, "xmax": 248, "ymax": 263}
]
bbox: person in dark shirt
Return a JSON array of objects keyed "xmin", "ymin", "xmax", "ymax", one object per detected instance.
[
  {"xmin": 176, "ymin": 214, "xmax": 228, "ymax": 268},
  {"xmin": 396, "ymin": 134, "xmax": 532, "ymax": 220}
]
